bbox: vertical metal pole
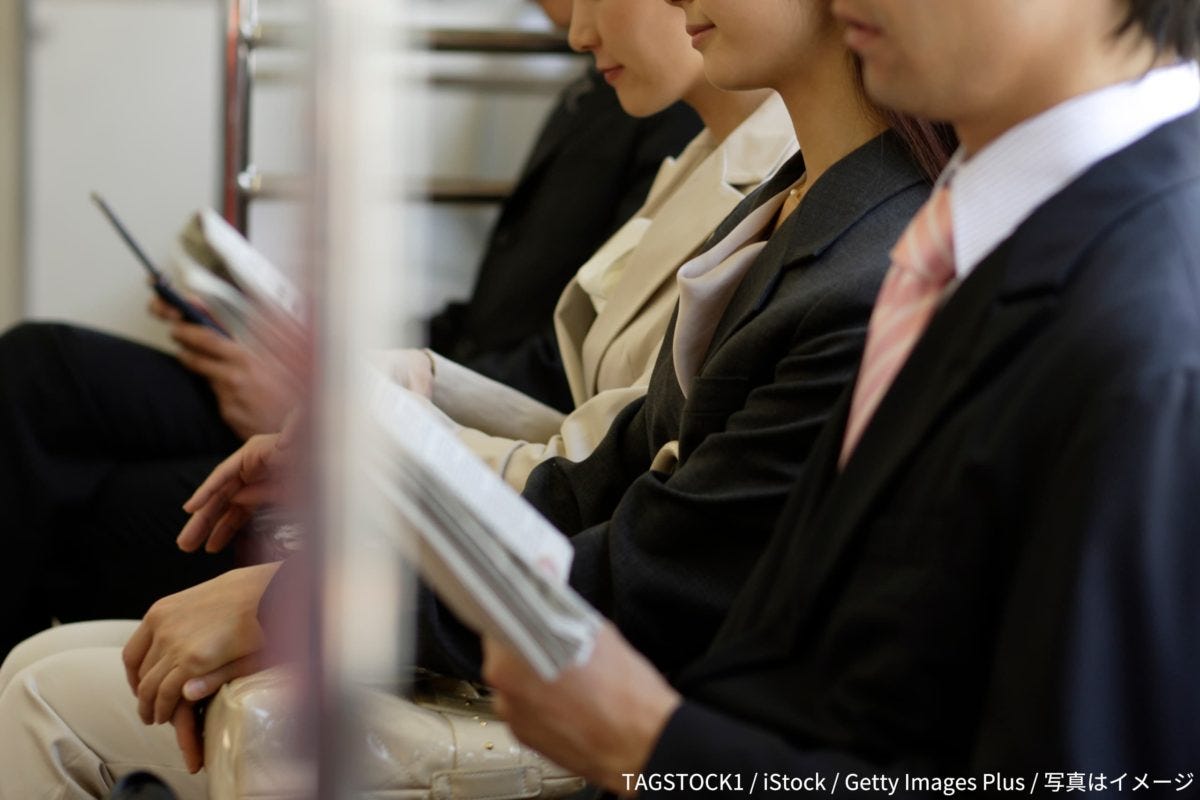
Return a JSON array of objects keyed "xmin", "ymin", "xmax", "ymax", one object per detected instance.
[
  {"xmin": 221, "ymin": 0, "xmax": 254, "ymax": 234},
  {"xmin": 0, "ymin": 0, "xmax": 25, "ymax": 325}
]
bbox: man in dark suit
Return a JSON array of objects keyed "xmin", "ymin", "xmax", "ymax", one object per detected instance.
[
  {"xmin": 428, "ymin": 66, "xmax": 701, "ymax": 412},
  {"xmin": 482, "ymin": 0, "xmax": 1200, "ymax": 793}
]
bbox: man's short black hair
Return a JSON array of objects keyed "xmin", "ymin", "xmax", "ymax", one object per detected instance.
[{"xmin": 1121, "ymin": 0, "xmax": 1200, "ymax": 60}]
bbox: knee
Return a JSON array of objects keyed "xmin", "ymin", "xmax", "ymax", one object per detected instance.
[
  {"xmin": 0, "ymin": 622, "xmax": 139, "ymax": 696},
  {"xmin": 0, "ymin": 321, "xmax": 67, "ymax": 358},
  {"xmin": 0, "ymin": 322, "xmax": 69, "ymax": 384},
  {"xmin": 0, "ymin": 628, "xmax": 56, "ymax": 694},
  {"xmin": 0, "ymin": 323, "xmax": 88, "ymax": 417}
]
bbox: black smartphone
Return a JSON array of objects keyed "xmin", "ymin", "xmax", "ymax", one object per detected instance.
[{"xmin": 90, "ymin": 192, "xmax": 228, "ymax": 336}]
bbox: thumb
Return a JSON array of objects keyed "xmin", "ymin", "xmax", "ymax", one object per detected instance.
[{"xmin": 182, "ymin": 653, "xmax": 261, "ymax": 702}]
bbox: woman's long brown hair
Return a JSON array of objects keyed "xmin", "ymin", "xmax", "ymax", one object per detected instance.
[{"xmin": 850, "ymin": 53, "xmax": 958, "ymax": 183}]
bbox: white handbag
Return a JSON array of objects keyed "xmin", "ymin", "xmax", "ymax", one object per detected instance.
[{"xmin": 204, "ymin": 667, "xmax": 586, "ymax": 800}]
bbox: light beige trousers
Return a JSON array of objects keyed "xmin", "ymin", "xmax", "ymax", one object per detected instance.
[{"xmin": 0, "ymin": 621, "xmax": 208, "ymax": 800}]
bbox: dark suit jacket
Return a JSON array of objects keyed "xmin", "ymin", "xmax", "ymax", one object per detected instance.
[
  {"xmin": 428, "ymin": 70, "xmax": 702, "ymax": 412},
  {"xmin": 416, "ymin": 133, "xmax": 930, "ymax": 679},
  {"xmin": 643, "ymin": 111, "xmax": 1200, "ymax": 793}
]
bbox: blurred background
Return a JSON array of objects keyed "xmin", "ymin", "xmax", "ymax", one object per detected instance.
[{"xmin": 0, "ymin": 0, "xmax": 582, "ymax": 348}]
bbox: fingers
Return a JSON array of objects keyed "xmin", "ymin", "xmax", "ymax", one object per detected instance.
[
  {"xmin": 178, "ymin": 464, "xmax": 245, "ymax": 552},
  {"xmin": 183, "ymin": 445, "xmax": 249, "ymax": 514},
  {"xmin": 481, "ymin": 637, "xmax": 530, "ymax": 697},
  {"xmin": 179, "ymin": 442, "xmax": 282, "ymax": 552},
  {"xmin": 177, "ymin": 490, "xmax": 235, "ymax": 552},
  {"xmin": 155, "ymin": 665, "xmax": 189, "ymax": 725},
  {"xmin": 172, "ymin": 703, "xmax": 205, "ymax": 774},
  {"xmin": 171, "ymin": 322, "xmax": 242, "ymax": 361},
  {"xmin": 491, "ymin": 691, "xmax": 510, "ymax": 721},
  {"xmin": 175, "ymin": 347, "xmax": 239, "ymax": 386},
  {"xmin": 183, "ymin": 433, "xmax": 280, "ymax": 515},
  {"xmin": 230, "ymin": 482, "xmax": 277, "ymax": 507},
  {"xmin": 147, "ymin": 295, "xmax": 183, "ymax": 322},
  {"xmin": 137, "ymin": 656, "xmax": 172, "ymax": 724},
  {"xmin": 205, "ymin": 506, "xmax": 252, "ymax": 553},
  {"xmin": 122, "ymin": 622, "xmax": 154, "ymax": 695},
  {"xmin": 278, "ymin": 409, "xmax": 303, "ymax": 447},
  {"xmin": 182, "ymin": 653, "xmax": 261, "ymax": 703}
]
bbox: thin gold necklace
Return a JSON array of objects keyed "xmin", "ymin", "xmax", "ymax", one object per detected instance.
[{"xmin": 776, "ymin": 174, "xmax": 808, "ymax": 229}]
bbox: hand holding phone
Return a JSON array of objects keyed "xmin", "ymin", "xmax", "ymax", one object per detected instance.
[{"xmin": 90, "ymin": 192, "xmax": 228, "ymax": 336}]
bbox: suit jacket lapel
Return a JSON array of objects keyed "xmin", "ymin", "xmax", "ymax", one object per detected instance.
[
  {"xmin": 582, "ymin": 100, "xmax": 799, "ymax": 396},
  {"xmin": 553, "ymin": 140, "xmax": 696, "ymax": 404},
  {"xmin": 807, "ymin": 247, "xmax": 1016, "ymax": 549},
  {"xmin": 579, "ymin": 140, "xmax": 742, "ymax": 395},
  {"xmin": 703, "ymin": 131, "xmax": 926, "ymax": 366}
]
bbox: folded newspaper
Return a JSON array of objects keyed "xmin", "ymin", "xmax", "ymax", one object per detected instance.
[
  {"xmin": 369, "ymin": 373, "xmax": 601, "ymax": 679},
  {"xmin": 172, "ymin": 209, "xmax": 305, "ymax": 349}
]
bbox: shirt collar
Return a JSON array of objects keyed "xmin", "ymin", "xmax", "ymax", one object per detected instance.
[{"xmin": 941, "ymin": 61, "xmax": 1200, "ymax": 279}]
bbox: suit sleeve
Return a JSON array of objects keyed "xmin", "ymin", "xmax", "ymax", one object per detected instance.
[
  {"xmin": 456, "ymin": 383, "xmax": 650, "ymax": 492},
  {"xmin": 428, "ymin": 351, "xmax": 565, "ymax": 445}
]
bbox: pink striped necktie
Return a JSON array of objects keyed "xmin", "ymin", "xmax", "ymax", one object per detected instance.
[{"xmin": 839, "ymin": 186, "xmax": 956, "ymax": 469}]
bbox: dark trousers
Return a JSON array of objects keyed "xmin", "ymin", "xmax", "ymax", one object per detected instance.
[{"xmin": 0, "ymin": 322, "xmax": 243, "ymax": 657}]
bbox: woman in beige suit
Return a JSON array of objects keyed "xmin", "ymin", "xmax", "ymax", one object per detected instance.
[{"xmin": 388, "ymin": 0, "xmax": 798, "ymax": 490}]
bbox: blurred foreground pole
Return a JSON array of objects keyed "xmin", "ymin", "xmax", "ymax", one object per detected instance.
[{"xmin": 301, "ymin": 0, "xmax": 411, "ymax": 796}]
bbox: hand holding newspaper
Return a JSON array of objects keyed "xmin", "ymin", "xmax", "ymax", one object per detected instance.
[
  {"xmin": 368, "ymin": 373, "xmax": 601, "ymax": 680},
  {"xmin": 173, "ymin": 209, "xmax": 306, "ymax": 353},
  {"xmin": 164, "ymin": 207, "xmax": 599, "ymax": 678}
]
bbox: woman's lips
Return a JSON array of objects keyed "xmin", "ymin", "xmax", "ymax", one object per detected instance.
[
  {"xmin": 599, "ymin": 65, "xmax": 625, "ymax": 84},
  {"xmin": 686, "ymin": 24, "xmax": 715, "ymax": 49},
  {"xmin": 838, "ymin": 14, "xmax": 883, "ymax": 53}
]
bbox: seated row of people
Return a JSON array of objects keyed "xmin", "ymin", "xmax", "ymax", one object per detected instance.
[
  {"xmin": 0, "ymin": 0, "xmax": 702, "ymax": 658},
  {"xmin": 0, "ymin": 0, "xmax": 1197, "ymax": 796}
]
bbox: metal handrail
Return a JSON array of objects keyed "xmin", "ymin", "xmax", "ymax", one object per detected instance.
[
  {"xmin": 222, "ymin": 20, "xmax": 572, "ymax": 226},
  {"xmin": 420, "ymin": 28, "xmax": 573, "ymax": 54},
  {"xmin": 238, "ymin": 23, "xmax": 573, "ymax": 55},
  {"xmin": 221, "ymin": 0, "xmax": 256, "ymax": 233},
  {"xmin": 236, "ymin": 169, "xmax": 513, "ymax": 205}
]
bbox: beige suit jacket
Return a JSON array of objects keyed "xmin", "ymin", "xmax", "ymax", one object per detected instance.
[{"xmin": 428, "ymin": 95, "xmax": 798, "ymax": 489}]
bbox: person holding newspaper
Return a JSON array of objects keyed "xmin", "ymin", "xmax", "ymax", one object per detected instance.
[
  {"xmin": 0, "ymin": 0, "xmax": 699, "ymax": 661},
  {"xmin": 480, "ymin": 0, "xmax": 1200, "ymax": 794}
]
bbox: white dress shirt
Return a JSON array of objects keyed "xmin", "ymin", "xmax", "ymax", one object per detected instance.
[{"xmin": 943, "ymin": 61, "xmax": 1200, "ymax": 282}]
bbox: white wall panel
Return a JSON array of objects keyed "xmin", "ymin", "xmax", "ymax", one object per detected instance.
[
  {"xmin": 24, "ymin": 0, "xmax": 220, "ymax": 347},
  {"xmin": 19, "ymin": 0, "xmax": 579, "ymax": 345}
]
